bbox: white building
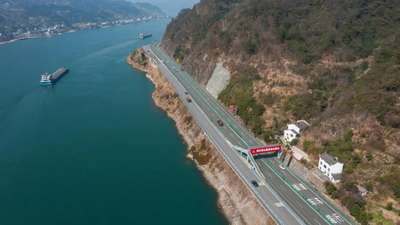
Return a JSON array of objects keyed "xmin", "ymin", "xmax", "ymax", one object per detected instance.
[
  {"xmin": 357, "ymin": 185, "xmax": 368, "ymax": 197},
  {"xmin": 319, "ymin": 152, "xmax": 344, "ymax": 184},
  {"xmin": 284, "ymin": 120, "xmax": 309, "ymax": 142}
]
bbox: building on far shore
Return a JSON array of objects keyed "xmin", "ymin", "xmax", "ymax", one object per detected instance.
[
  {"xmin": 284, "ymin": 120, "xmax": 310, "ymax": 143},
  {"xmin": 318, "ymin": 152, "xmax": 344, "ymax": 184}
]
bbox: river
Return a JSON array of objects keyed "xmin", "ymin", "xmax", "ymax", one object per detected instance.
[{"xmin": 0, "ymin": 19, "xmax": 228, "ymax": 225}]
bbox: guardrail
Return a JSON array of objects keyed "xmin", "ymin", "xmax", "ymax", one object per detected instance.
[
  {"xmin": 148, "ymin": 45, "xmax": 299, "ymax": 225},
  {"xmin": 260, "ymin": 158, "xmax": 334, "ymax": 225},
  {"xmin": 152, "ymin": 42, "xmax": 358, "ymax": 225},
  {"xmin": 153, "ymin": 44, "xmax": 252, "ymax": 148},
  {"xmin": 274, "ymin": 157, "xmax": 356, "ymax": 225},
  {"xmin": 156, "ymin": 42, "xmax": 260, "ymax": 146}
]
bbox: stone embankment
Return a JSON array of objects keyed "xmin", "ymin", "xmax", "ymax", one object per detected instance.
[{"xmin": 127, "ymin": 48, "xmax": 274, "ymax": 225}]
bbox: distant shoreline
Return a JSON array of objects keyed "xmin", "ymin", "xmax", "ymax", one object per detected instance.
[
  {"xmin": 0, "ymin": 19, "xmax": 164, "ymax": 46},
  {"xmin": 0, "ymin": 30, "xmax": 76, "ymax": 45}
]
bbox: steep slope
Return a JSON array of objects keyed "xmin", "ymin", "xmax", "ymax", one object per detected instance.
[{"xmin": 161, "ymin": 0, "xmax": 400, "ymax": 224}]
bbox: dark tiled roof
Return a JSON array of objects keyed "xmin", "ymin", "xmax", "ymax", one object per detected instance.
[
  {"xmin": 296, "ymin": 120, "xmax": 310, "ymax": 130},
  {"xmin": 331, "ymin": 173, "xmax": 342, "ymax": 181},
  {"xmin": 320, "ymin": 152, "xmax": 340, "ymax": 166}
]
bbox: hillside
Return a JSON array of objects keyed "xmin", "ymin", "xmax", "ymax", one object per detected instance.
[
  {"xmin": 161, "ymin": 0, "xmax": 400, "ymax": 224},
  {"xmin": 0, "ymin": 0, "xmax": 167, "ymax": 42}
]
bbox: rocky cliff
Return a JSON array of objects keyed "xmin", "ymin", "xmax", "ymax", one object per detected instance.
[
  {"xmin": 127, "ymin": 48, "xmax": 275, "ymax": 225},
  {"xmin": 160, "ymin": 0, "xmax": 400, "ymax": 224}
]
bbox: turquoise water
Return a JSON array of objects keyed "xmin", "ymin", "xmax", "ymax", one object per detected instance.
[{"xmin": 0, "ymin": 20, "xmax": 228, "ymax": 225}]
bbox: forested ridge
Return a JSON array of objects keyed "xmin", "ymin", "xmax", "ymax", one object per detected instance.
[{"xmin": 161, "ymin": 0, "xmax": 400, "ymax": 224}]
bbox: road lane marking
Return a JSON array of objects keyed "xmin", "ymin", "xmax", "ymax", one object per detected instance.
[
  {"xmin": 314, "ymin": 218, "xmax": 323, "ymax": 225},
  {"xmin": 315, "ymin": 198, "xmax": 323, "ymax": 205},
  {"xmin": 326, "ymin": 215, "xmax": 338, "ymax": 224},
  {"xmin": 332, "ymin": 213, "xmax": 344, "ymax": 223},
  {"xmin": 154, "ymin": 46, "xmax": 334, "ymax": 225},
  {"xmin": 292, "ymin": 184, "xmax": 301, "ymax": 191},
  {"xmin": 295, "ymin": 200, "xmax": 304, "ymax": 208},
  {"xmin": 299, "ymin": 184, "xmax": 307, "ymax": 190},
  {"xmin": 308, "ymin": 198, "xmax": 323, "ymax": 206},
  {"xmin": 279, "ymin": 185, "xmax": 286, "ymax": 192}
]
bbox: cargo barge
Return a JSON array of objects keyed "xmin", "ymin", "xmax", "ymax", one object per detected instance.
[
  {"xmin": 40, "ymin": 68, "xmax": 69, "ymax": 85},
  {"xmin": 139, "ymin": 33, "xmax": 152, "ymax": 39}
]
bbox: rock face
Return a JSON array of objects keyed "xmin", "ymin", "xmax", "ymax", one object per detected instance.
[
  {"xmin": 206, "ymin": 61, "xmax": 231, "ymax": 99},
  {"xmin": 127, "ymin": 48, "xmax": 275, "ymax": 225}
]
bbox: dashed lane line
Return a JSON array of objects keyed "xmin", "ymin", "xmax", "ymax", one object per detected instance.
[
  {"xmin": 314, "ymin": 218, "xmax": 323, "ymax": 225},
  {"xmin": 296, "ymin": 201, "xmax": 304, "ymax": 208}
]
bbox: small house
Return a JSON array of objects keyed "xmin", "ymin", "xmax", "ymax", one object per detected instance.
[
  {"xmin": 357, "ymin": 185, "xmax": 368, "ymax": 197},
  {"xmin": 284, "ymin": 120, "xmax": 310, "ymax": 142},
  {"xmin": 319, "ymin": 152, "xmax": 344, "ymax": 184}
]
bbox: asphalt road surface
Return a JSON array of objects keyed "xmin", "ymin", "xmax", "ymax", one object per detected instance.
[{"xmin": 144, "ymin": 42, "xmax": 354, "ymax": 225}]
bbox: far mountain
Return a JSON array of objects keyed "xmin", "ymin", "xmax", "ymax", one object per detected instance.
[{"xmin": 0, "ymin": 0, "xmax": 167, "ymax": 42}]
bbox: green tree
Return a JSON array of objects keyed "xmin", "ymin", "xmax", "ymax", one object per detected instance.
[
  {"xmin": 303, "ymin": 140, "xmax": 312, "ymax": 152},
  {"xmin": 290, "ymin": 139, "xmax": 299, "ymax": 146},
  {"xmin": 331, "ymin": 191, "xmax": 340, "ymax": 199},
  {"xmin": 386, "ymin": 202, "xmax": 393, "ymax": 211},
  {"xmin": 344, "ymin": 129, "xmax": 354, "ymax": 142},
  {"xmin": 245, "ymin": 39, "xmax": 257, "ymax": 54},
  {"xmin": 361, "ymin": 61, "xmax": 368, "ymax": 71},
  {"xmin": 366, "ymin": 152, "xmax": 373, "ymax": 161},
  {"xmin": 365, "ymin": 183, "xmax": 373, "ymax": 192}
]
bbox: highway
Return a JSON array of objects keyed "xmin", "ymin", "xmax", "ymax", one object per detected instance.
[{"xmin": 145, "ymin": 42, "xmax": 354, "ymax": 225}]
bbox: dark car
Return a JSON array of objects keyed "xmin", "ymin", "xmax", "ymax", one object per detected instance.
[
  {"xmin": 251, "ymin": 180, "xmax": 259, "ymax": 187},
  {"xmin": 185, "ymin": 91, "xmax": 188, "ymax": 95}
]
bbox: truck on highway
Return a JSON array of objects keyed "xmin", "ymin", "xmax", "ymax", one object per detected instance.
[
  {"xmin": 186, "ymin": 97, "xmax": 192, "ymax": 103},
  {"xmin": 217, "ymin": 119, "xmax": 223, "ymax": 126}
]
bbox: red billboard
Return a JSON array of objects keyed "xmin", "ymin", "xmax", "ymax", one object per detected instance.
[
  {"xmin": 228, "ymin": 105, "xmax": 237, "ymax": 115},
  {"xmin": 250, "ymin": 145, "xmax": 282, "ymax": 154}
]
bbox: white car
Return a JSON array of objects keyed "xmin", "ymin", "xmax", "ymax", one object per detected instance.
[{"xmin": 279, "ymin": 164, "xmax": 286, "ymax": 170}]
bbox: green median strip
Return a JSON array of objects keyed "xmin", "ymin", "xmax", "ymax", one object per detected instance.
[
  {"xmin": 260, "ymin": 157, "xmax": 334, "ymax": 225},
  {"xmin": 154, "ymin": 42, "xmax": 338, "ymax": 225},
  {"xmin": 154, "ymin": 45, "xmax": 252, "ymax": 148},
  {"xmin": 274, "ymin": 157, "xmax": 356, "ymax": 225}
]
